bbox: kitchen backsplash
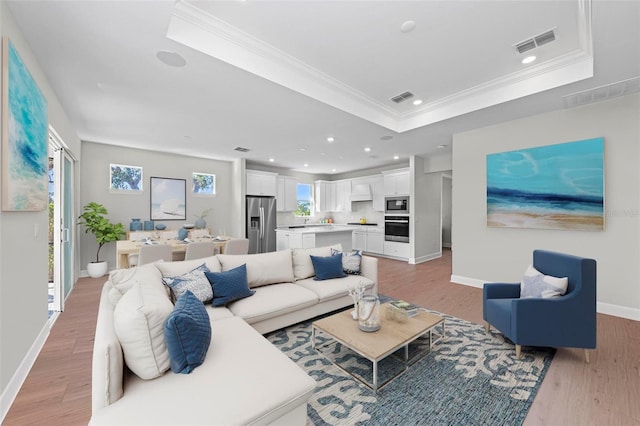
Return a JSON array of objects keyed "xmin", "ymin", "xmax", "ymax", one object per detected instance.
[{"xmin": 276, "ymin": 201, "xmax": 384, "ymax": 226}]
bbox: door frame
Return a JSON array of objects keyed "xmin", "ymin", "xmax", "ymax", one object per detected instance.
[{"xmin": 50, "ymin": 126, "xmax": 75, "ymax": 313}]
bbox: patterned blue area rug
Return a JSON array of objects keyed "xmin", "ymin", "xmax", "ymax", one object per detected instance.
[{"xmin": 266, "ymin": 306, "xmax": 554, "ymax": 425}]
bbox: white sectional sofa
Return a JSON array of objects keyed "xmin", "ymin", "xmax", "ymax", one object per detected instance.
[{"xmin": 91, "ymin": 244, "xmax": 378, "ymax": 425}]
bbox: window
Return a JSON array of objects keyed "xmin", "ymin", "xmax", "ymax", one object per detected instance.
[
  {"xmin": 296, "ymin": 183, "xmax": 313, "ymax": 217},
  {"xmin": 192, "ymin": 172, "xmax": 216, "ymax": 195},
  {"xmin": 110, "ymin": 164, "xmax": 142, "ymax": 191}
]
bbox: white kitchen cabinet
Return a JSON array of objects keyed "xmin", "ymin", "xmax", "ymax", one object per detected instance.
[
  {"xmin": 315, "ymin": 180, "xmax": 336, "ymax": 212},
  {"xmin": 371, "ymin": 175, "xmax": 384, "ymax": 211},
  {"xmin": 366, "ymin": 231, "xmax": 384, "ymax": 254},
  {"xmin": 276, "ymin": 231, "xmax": 316, "ymax": 250},
  {"xmin": 302, "ymin": 233, "xmax": 316, "ymax": 248},
  {"xmin": 383, "ymin": 240, "xmax": 409, "ymax": 259},
  {"xmin": 351, "ymin": 227, "xmax": 383, "ymax": 254},
  {"xmin": 276, "ymin": 231, "xmax": 289, "ymax": 251},
  {"xmin": 246, "ymin": 170, "xmax": 278, "ymax": 196},
  {"xmin": 383, "ymin": 169, "xmax": 410, "ymax": 196},
  {"xmin": 277, "ymin": 176, "xmax": 298, "ymax": 211},
  {"xmin": 334, "ymin": 180, "xmax": 352, "ymax": 212},
  {"xmin": 352, "ymin": 229, "xmax": 366, "ymax": 251}
]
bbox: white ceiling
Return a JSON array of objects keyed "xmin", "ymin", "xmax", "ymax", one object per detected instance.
[{"xmin": 6, "ymin": 0, "xmax": 640, "ymax": 175}]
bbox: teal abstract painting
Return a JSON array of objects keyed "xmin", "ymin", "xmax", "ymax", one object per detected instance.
[
  {"xmin": 487, "ymin": 138, "xmax": 604, "ymax": 230},
  {"xmin": 2, "ymin": 38, "xmax": 48, "ymax": 211}
]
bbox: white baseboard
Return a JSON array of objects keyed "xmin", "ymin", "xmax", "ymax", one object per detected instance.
[
  {"xmin": 442, "ymin": 242, "xmax": 452, "ymax": 248},
  {"xmin": 410, "ymin": 252, "xmax": 442, "ymax": 265},
  {"xmin": 451, "ymin": 274, "xmax": 640, "ymax": 321},
  {"xmin": 597, "ymin": 301, "xmax": 640, "ymax": 321},
  {"xmin": 0, "ymin": 322, "xmax": 50, "ymax": 423},
  {"xmin": 450, "ymin": 274, "xmax": 486, "ymax": 288}
]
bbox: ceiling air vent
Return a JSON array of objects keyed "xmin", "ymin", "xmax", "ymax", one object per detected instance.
[
  {"xmin": 563, "ymin": 76, "xmax": 640, "ymax": 108},
  {"xmin": 514, "ymin": 28, "xmax": 557, "ymax": 54},
  {"xmin": 391, "ymin": 91, "xmax": 414, "ymax": 104},
  {"xmin": 234, "ymin": 147, "xmax": 251, "ymax": 153}
]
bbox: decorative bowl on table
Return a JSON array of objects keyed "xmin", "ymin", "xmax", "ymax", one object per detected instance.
[
  {"xmin": 183, "ymin": 224, "xmax": 195, "ymax": 229},
  {"xmin": 155, "ymin": 224, "xmax": 166, "ymax": 230}
]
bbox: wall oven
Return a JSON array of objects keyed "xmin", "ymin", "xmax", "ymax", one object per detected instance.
[
  {"xmin": 384, "ymin": 215, "xmax": 409, "ymax": 243},
  {"xmin": 385, "ymin": 196, "xmax": 409, "ymax": 214}
]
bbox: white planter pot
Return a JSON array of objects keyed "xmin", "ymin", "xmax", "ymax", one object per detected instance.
[{"xmin": 87, "ymin": 261, "xmax": 108, "ymax": 278}]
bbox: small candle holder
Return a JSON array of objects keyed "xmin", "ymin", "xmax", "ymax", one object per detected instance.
[{"xmin": 348, "ymin": 282, "xmax": 367, "ymax": 321}]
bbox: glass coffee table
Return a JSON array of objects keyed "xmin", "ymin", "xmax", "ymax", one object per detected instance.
[{"xmin": 311, "ymin": 302, "xmax": 444, "ymax": 393}]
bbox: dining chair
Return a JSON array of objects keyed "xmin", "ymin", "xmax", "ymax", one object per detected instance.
[
  {"xmin": 138, "ymin": 244, "xmax": 173, "ymax": 266},
  {"xmin": 127, "ymin": 231, "xmax": 156, "ymax": 267},
  {"xmin": 223, "ymin": 238, "xmax": 250, "ymax": 255},
  {"xmin": 185, "ymin": 241, "xmax": 216, "ymax": 260}
]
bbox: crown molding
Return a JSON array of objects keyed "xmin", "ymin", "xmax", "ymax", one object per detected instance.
[{"xmin": 168, "ymin": 0, "xmax": 594, "ymax": 134}]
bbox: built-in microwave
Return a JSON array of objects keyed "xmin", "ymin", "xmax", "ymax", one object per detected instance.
[{"xmin": 385, "ymin": 196, "xmax": 409, "ymax": 214}]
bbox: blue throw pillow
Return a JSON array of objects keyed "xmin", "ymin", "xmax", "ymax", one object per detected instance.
[
  {"xmin": 310, "ymin": 254, "xmax": 347, "ymax": 281},
  {"xmin": 205, "ymin": 264, "xmax": 255, "ymax": 307},
  {"xmin": 164, "ymin": 290, "xmax": 211, "ymax": 374}
]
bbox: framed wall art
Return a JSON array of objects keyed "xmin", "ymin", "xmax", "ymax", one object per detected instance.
[
  {"xmin": 150, "ymin": 177, "xmax": 186, "ymax": 220},
  {"xmin": 2, "ymin": 37, "xmax": 49, "ymax": 211},
  {"xmin": 486, "ymin": 137, "xmax": 604, "ymax": 231}
]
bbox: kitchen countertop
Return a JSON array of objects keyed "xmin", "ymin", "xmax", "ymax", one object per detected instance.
[{"xmin": 276, "ymin": 224, "xmax": 383, "ymax": 233}]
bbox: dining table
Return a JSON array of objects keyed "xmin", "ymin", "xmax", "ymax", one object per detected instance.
[{"xmin": 115, "ymin": 237, "xmax": 230, "ymax": 269}]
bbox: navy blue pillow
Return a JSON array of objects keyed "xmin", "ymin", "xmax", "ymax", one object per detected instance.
[
  {"xmin": 310, "ymin": 254, "xmax": 347, "ymax": 280},
  {"xmin": 164, "ymin": 290, "xmax": 211, "ymax": 374},
  {"xmin": 205, "ymin": 264, "xmax": 255, "ymax": 307}
]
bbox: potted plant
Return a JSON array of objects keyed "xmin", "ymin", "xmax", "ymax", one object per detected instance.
[
  {"xmin": 78, "ymin": 202, "xmax": 126, "ymax": 278},
  {"xmin": 193, "ymin": 208, "xmax": 213, "ymax": 230}
]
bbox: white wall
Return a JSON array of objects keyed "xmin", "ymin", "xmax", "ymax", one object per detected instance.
[
  {"xmin": 0, "ymin": 3, "xmax": 82, "ymax": 418},
  {"xmin": 452, "ymin": 93, "xmax": 640, "ymax": 320},
  {"xmin": 411, "ymin": 156, "xmax": 445, "ymax": 263},
  {"xmin": 79, "ymin": 142, "xmax": 237, "ymax": 272}
]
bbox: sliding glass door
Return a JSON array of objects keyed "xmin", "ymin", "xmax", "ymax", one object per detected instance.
[{"xmin": 50, "ymin": 131, "xmax": 74, "ymax": 314}]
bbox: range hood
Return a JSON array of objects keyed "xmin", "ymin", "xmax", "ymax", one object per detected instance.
[{"xmin": 350, "ymin": 183, "xmax": 372, "ymax": 201}]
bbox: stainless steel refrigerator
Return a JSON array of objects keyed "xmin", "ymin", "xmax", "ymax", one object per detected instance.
[{"xmin": 246, "ymin": 196, "xmax": 277, "ymax": 254}]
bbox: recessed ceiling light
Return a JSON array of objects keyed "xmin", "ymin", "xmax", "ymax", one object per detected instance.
[
  {"xmin": 300, "ymin": 148, "xmax": 307, "ymax": 152},
  {"xmin": 327, "ymin": 137, "xmax": 334, "ymax": 143},
  {"xmin": 332, "ymin": 168, "xmax": 336, "ymax": 172},
  {"xmin": 393, "ymin": 155, "xmax": 399, "ymax": 160},
  {"xmin": 400, "ymin": 20, "xmax": 416, "ymax": 33},
  {"xmin": 364, "ymin": 147, "xmax": 371, "ymax": 152},
  {"xmin": 522, "ymin": 55, "xmax": 537, "ymax": 64},
  {"xmin": 437, "ymin": 144, "xmax": 447, "ymax": 149},
  {"xmin": 304, "ymin": 163, "xmax": 309, "ymax": 167},
  {"xmin": 156, "ymin": 51, "xmax": 186, "ymax": 67},
  {"xmin": 268, "ymin": 158, "xmax": 275, "ymax": 162},
  {"xmin": 412, "ymin": 99, "xmax": 423, "ymax": 106}
]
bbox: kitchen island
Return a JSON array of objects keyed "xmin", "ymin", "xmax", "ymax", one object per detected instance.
[{"xmin": 276, "ymin": 225, "xmax": 354, "ymax": 251}]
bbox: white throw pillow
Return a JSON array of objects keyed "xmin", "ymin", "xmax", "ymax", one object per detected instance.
[
  {"xmin": 155, "ymin": 255, "xmax": 221, "ymax": 277},
  {"xmin": 108, "ymin": 264, "xmax": 163, "ymax": 305},
  {"xmin": 217, "ymin": 249, "xmax": 294, "ymax": 288},
  {"xmin": 292, "ymin": 244, "xmax": 343, "ymax": 280},
  {"xmin": 113, "ymin": 280, "xmax": 173, "ymax": 379},
  {"xmin": 520, "ymin": 264, "xmax": 568, "ymax": 298}
]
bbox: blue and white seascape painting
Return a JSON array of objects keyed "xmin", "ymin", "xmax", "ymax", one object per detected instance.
[
  {"xmin": 2, "ymin": 39, "xmax": 48, "ymax": 211},
  {"xmin": 486, "ymin": 138, "xmax": 604, "ymax": 231}
]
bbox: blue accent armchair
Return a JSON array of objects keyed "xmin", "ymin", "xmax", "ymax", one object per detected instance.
[{"xmin": 483, "ymin": 250, "xmax": 597, "ymax": 361}]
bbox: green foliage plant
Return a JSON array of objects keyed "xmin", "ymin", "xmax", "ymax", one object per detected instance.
[
  {"xmin": 78, "ymin": 202, "xmax": 126, "ymax": 263},
  {"xmin": 193, "ymin": 208, "xmax": 213, "ymax": 220}
]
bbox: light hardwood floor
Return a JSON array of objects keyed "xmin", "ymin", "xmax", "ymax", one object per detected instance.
[{"xmin": 4, "ymin": 249, "xmax": 639, "ymax": 425}]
